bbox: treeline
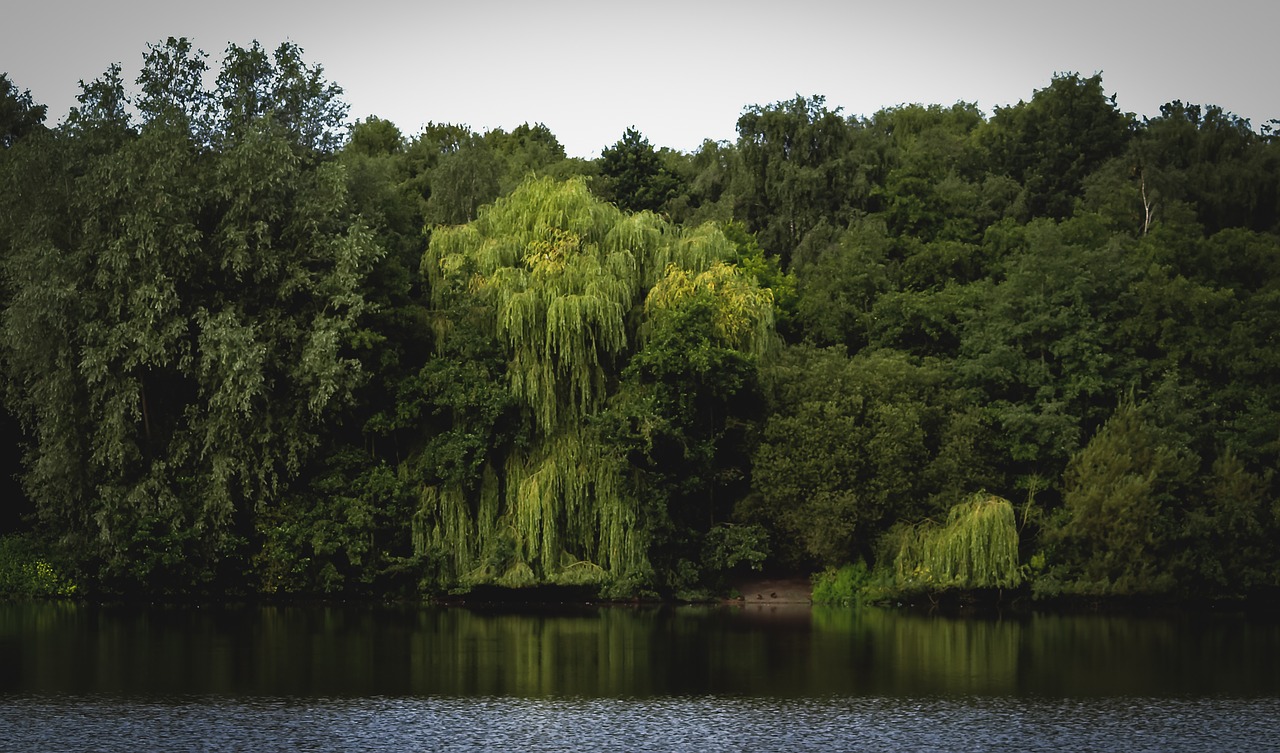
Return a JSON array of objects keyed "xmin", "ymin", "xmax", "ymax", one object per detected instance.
[{"xmin": 1, "ymin": 38, "xmax": 1278, "ymax": 601}]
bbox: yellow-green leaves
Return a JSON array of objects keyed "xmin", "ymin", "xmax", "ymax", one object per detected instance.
[
  {"xmin": 645, "ymin": 262, "xmax": 775, "ymax": 356},
  {"xmin": 415, "ymin": 177, "xmax": 771, "ymax": 590},
  {"xmin": 427, "ymin": 178, "xmax": 773, "ymax": 429},
  {"xmin": 892, "ymin": 493, "xmax": 1023, "ymax": 591}
]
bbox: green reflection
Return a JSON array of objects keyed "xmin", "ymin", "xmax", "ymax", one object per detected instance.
[{"xmin": 2, "ymin": 602, "xmax": 1277, "ymax": 698}]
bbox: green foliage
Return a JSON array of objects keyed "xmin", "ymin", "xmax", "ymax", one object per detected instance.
[
  {"xmin": 0, "ymin": 535, "xmax": 78, "ymax": 598},
  {"xmin": 347, "ymin": 115, "xmax": 404, "ymax": 156},
  {"xmin": 4, "ymin": 54, "xmax": 1279, "ymax": 602},
  {"xmin": 870, "ymin": 102, "xmax": 997, "ymax": 243},
  {"xmin": 720, "ymin": 220, "xmax": 798, "ymax": 339},
  {"xmin": 0, "ymin": 38, "xmax": 378, "ymax": 594},
  {"xmin": 254, "ymin": 451, "xmax": 417, "ymax": 595},
  {"xmin": 0, "ymin": 74, "xmax": 48, "ymax": 148},
  {"xmin": 417, "ymin": 177, "xmax": 772, "ymax": 593},
  {"xmin": 890, "ymin": 493, "xmax": 1023, "ymax": 593},
  {"xmin": 597, "ymin": 127, "xmax": 683, "ymax": 213},
  {"xmin": 810, "ymin": 561, "xmax": 872, "ymax": 605},
  {"xmin": 982, "ymin": 72, "xmax": 1133, "ymax": 219},
  {"xmin": 791, "ymin": 219, "xmax": 892, "ymax": 349},
  {"xmin": 661, "ymin": 139, "xmax": 742, "ymax": 226},
  {"xmin": 747, "ymin": 346, "xmax": 994, "ymax": 568},
  {"xmin": 736, "ymin": 95, "xmax": 871, "ymax": 261},
  {"xmin": 215, "ymin": 39, "xmax": 349, "ymax": 155},
  {"xmin": 1140, "ymin": 102, "xmax": 1278, "ymax": 234},
  {"xmin": 1037, "ymin": 401, "xmax": 1190, "ymax": 596},
  {"xmin": 609, "ymin": 291, "xmax": 768, "ymax": 585},
  {"xmin": 957, "ymin": 216, "xmax": 1144, "ymax": 477},
  {"xmin": 486, "ymin": 122, "xmax": 567, "ymax": 186},
  {"xmin": 1171, "ymin": 449, "xmax": 1277, "ymax": 593},
  {"xmin": 425, "ymin": 138, "xmax": 503, "ymax": 226},
  {"xmin": 701, "ymin": 524, "xmax": 770, "ymax": 575},
  {"xmin": 1033, "ymin": 388, "xmax": 1278, "ymax": 601}
]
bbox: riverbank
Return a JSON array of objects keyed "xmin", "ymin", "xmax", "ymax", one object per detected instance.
[{"xmin": 727, "ymin": 575, "xmax": 813, "ymax": 604}]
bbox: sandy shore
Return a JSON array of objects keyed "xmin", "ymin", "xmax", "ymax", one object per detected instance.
[{"xmin": 728, "ymin": 575, "xmax": 812, "ymax": 604}]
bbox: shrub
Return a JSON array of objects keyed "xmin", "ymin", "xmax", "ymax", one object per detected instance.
[
  {"xmin": 811, "ymin": 561, "xmax": 872, "ymax": 605},
  {"xmin": 0, "ymin": 535, "xmax": 78, "ymax": 598}
]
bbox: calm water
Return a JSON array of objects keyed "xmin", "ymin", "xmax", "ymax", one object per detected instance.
[{"xmin": 2, "ymin": 601, "xmax": 1278, "ymax": 751}]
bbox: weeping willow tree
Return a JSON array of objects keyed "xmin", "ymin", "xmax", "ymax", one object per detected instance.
[
  {"xmin": 415, "ymin": 177, "xmax": 773, "ymax": 591},
  {"xmin": 891, "ymin": 493, "xmax": 1023, "ymax": 591}
]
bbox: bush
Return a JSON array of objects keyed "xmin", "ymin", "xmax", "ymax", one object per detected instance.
[
  {"xmin": 811, "ymin": 561, "xmax": 872, "ymax": 605},
  {"xmin": 0, "ymin": 535, "xmax": 78, "ymax": 598}
]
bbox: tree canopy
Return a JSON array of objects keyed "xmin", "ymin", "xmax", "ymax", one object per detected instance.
[
  {"xmin": 0, "ymin": 38, "xmax": 377, "ymax": 593},
  {"xmin": 2, "ymin": 53, "xmax": 1277, "ymax": 603}
]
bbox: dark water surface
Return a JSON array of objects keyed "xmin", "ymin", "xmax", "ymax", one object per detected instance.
[{"xmin": 2, "ymin": 601, "xmax": 1278, "ymax": 751}]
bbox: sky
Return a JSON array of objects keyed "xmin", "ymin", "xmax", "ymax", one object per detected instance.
[{"xmin": 4, "ymin": 0, "xmax": 1276, "ymax": 158}]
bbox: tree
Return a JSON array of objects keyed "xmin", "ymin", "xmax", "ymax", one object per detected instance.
[
  {"xmin": 791, "ymin": 219, "xmax": 892, "ymax": 349},
  {"xmin": 735, "ymin": 95, "xmax": 868, "ymax": 261},
  {"xmin": 0, "ymin": 81, "xmax": 56, "ymax": 533},
  {"xmin": 1170, "ymin": 449, "xmax": 1275, "ymax": 594},
  {"xmin": 605, "ymin": 287, "xmax": 766, "ymax": 589},
  {"xmin": 1142, "ymin": 102, "xmax": 1277, "ymax": 234},
  {"xmin": 416, "ymin": 177, "xmax": 773, "ymax": 592},
  {"xmin": 485, "ymin": 122, "xmax": 569, "ymax": 190},
  {"xmin": 0, "ymin": 74, "xmax": 48, "ymax": 147},
  {"xmin": 398, "ymin": 121, "xmax": 485, "ymax": 217},
  {"xmin": 1040, "ymin": 401, "xmax": 1193, "ymax": 595},
  {"xmin": 425, "ymin": 138, "xmax": 503, "ymax": 226},
  {"xmin": 957, "ymin": 216, "xmax": 1143, "ymax": 482},
  {"xmin": 597, "ymin": 127, "xmax": 682, "ymax": 214},
  {"xmin": 0, "ymin": 38, "xmax": 379, "ymax": 594},
  {"xmin": 215, "ymin": 40, "xmax": 349, "ymax": 156},
  {"xmin": 661, "ymin": 139, "xmax": 742, "ymax": 226},
  {"xmin": 747, "ymin": 346, "xmax": 993, "ymax": 567},
  {"xmin": 869, "ymin": 102, "xmax": 996, "ymax": 243},
  {"xmin": 982, "ymin": 73, "xmax": 1133, "ymax": 220},
  {"xmin": 346, "ymin": 115, "xmax": 405, "ymax": 157},
  {"xmin": 890, "ymin": 493, "xmax": 1023, "ymax": 592}
]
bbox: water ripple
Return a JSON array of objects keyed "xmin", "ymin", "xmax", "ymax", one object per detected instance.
[{"xmin": 2, "ymin": 695, "xmax": 1277, "ymax": 753}]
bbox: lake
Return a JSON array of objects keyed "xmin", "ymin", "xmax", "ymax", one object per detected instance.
[{"xmin": 2, "ymin": 601, "xmax": 1278, "ymax": 751}]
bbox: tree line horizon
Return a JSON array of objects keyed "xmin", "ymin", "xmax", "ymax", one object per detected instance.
[{"xmin": 0, "ymin": 37, "xmax": 1277, "ymax": 603}]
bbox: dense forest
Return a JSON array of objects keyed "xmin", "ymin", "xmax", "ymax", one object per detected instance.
[{"xmin": 1, "ymin": 38, "xmax": 1278, "ymax": 603}]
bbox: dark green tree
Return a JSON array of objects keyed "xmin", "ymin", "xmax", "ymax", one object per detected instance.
[
  {"xmin": 790, "ymin": 219, "xmax": 892, "ymax": 350},
  {"xmin": 747, "ymin": 346, "xmax": 993, "ymax": 568},
  {"xmin": 1141, "ymin": 102, "xmax": 1277, "ymax": 234},
  {"xmin": 605, "ymin": 292, "xmax": 762, "ymax": 589},
  {"xmin": 597, "ymin": 127, "xmax": 682, "ymax": 214},
  {"xmin": 0, "ymin": 75, "xmax": 51, "ymax": 533},
  {"xmin": 0, "ymin": 74, "xmax": 48, "ymax": 147},
  {"xmin": 398, "ymin": 122, "xmax": 483, "ymax": 217},
  {"xmin": 735, "ymin": 95, "xmax": 871, "ymax": 261},
  {"xmin": 982, "ymin": 72, "xmax": 1133, "ymax": 220},
  {"xmin": 0, "ymin": 38, "xmax": 379, "ymax": 594},
  {"xmin": 485, "ymin": 122, "xmax": 570, "ymax": 190},
  {"xmin": 1040, "ymin": 401, "xmax": 1194, "ymax": 595},
  {"xmin": 425, "ymin": 138, "xmax": 503, "ymax": 226},
  {"xmin": 661, "ymin": 139, "xmax": 742, "ymax": 226},
  {"xmin": 215, "ymin": 40, "xmax": 349, "ymax": 155},
  {"xmin": 957, "ymin": 216, "xmax": 1143, "ymax": 482},
  {"xmin": 869, "ymin": 102, "xmax": 998, "ymax": 243},
  {"xmin": 346, "ymin": 115, "xmax": 405, "ymax": 157}
]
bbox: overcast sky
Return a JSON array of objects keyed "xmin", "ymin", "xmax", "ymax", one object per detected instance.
[{"xmin": 5, "ymin": 0, "xmax": 1276, "ymax": 158}]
